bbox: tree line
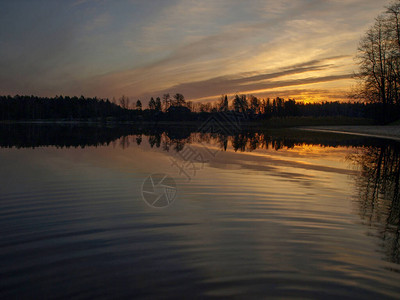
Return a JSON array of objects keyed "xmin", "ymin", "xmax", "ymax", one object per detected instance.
[
  {"xmin": 127, "ymin": 93, "xmax": 369, "ymax": 118},
  {"xmin": 0, "ymin": 93, "xmax": 384, "ymax": 122},
  {"xmin": 0, "ymin": 95, "xmax": 127, "ymax": 121}
]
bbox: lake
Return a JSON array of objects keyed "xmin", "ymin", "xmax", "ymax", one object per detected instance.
[{"xmin": 0, "ymin": 123, "xmax": 399, "ymax": 299}]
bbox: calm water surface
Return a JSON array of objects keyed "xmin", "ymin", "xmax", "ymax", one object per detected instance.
[{"xmin": 0, "ymin": 124, "xmax": 399, "ymax": 299}]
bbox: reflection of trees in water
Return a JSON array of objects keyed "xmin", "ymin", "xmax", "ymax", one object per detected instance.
[
  {"xmin": 140, "ymin": 132, "xmax": 298, "ymax": 153},
  {"xmin": 0, "ymin": 123, "xmax": 391, "ymax": 151},
  {"xmin": 119, "ymin": 136, "xmax": 130, "ymax": 149},
  {"xmin": 349, "ymin": 144, "xmax": 400, "ymax": 264},
  {"xmin": 136, "ymin": 135, "xmax": 142, "ymax": 145},
  {"xmin": 148, "ymin": 133, "xmax": 161, "ymax": 148},
  {"xmin": 134, "ymin": 131, "xmax": 383, "ymax": 154},
  {"xmin": 2, "ymin": 121, "xmax": 390, "ymax": 152}
]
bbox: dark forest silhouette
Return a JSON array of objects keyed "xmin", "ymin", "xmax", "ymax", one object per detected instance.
[{"xmin": 0, "ymin": 94, "xmax": 394, "ymax": 123}]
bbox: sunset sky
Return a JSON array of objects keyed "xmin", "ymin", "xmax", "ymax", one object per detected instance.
[{"xmin": 0, "ymin": 0, "xmax": 391, "ymax": 103}]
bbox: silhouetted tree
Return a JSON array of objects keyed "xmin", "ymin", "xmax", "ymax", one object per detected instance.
[
  {"xmin": 163, "ymin": 93, "xmax": 171, "ymax": 111},
  {"xmin": 149, "ymin": 97, "xmax": 156, "ymax": 110},
  {"xmin": 233, "ymin": 94, "xmax": 248, "ymax": 113},
  {"xmin": 173, "ymin": 93, "xmax": 186, "ymax": 107},
  {"xmin": 249, "ymin": 95, "xmax": 260, "ymax": 113},
  {"xmin": 119, "ymin": 95, "xmax": 130, "ymax": 109},
  {"xmin": 155, "ymin": 97, "xmax": 162, "ymax": 111},
  {"xmin": 355, "ymin": 0, "xmax": 400, "ymax": 122},
  {"xmin": 218, "ymin": 94, "xmax": 229, "ymax": 112},
  {"xmin": 136, "ymin": 99, "xmax": 142, "ymax": 111}
]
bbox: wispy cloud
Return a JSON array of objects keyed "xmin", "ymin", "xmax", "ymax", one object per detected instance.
[{"xmin": 148, "ymin": 58, "xmax": 353, "ymax": 101}]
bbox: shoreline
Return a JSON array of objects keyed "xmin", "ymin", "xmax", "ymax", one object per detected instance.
[{"xmin": 299, "ymin": 125, "xmax": 400, "ymax": 141}]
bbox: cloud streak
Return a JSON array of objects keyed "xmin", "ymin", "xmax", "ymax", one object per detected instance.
[
  {"xmin": 152, "ymin": 69, "xmax": 353, "ymax": 101},
  {"xmin": 92, "ymin": 55, "xmax": 353, "ymax": 101}
]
